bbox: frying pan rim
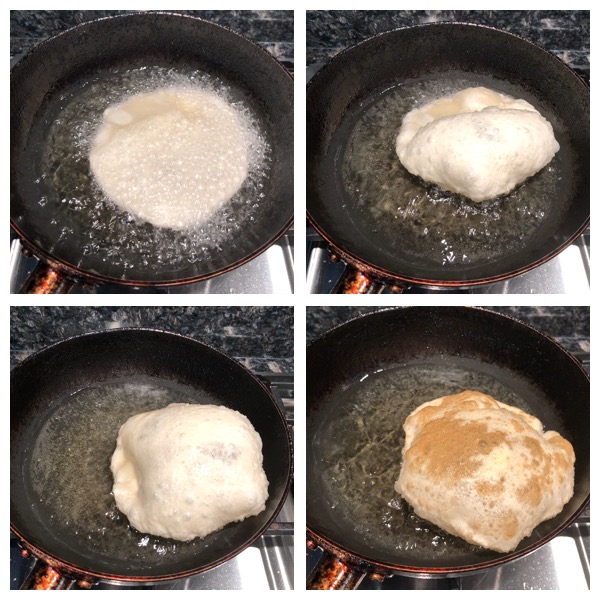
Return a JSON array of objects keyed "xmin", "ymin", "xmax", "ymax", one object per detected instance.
[
  {"xmin": 10, "ymin": 11, "xmax": 294, "ymax": 288},
  {"xmin": 306, "ymin": 21, "xmax": 590, "ymax": 97},
  {"xmin": 305, "ymin": 216, "xmax": 589, "ymax": 288},
  {"xmin": 306, "ymin": 21, "xmax": 589, "ymax": 287},
  {"xmin": 12, "ymin": 11, "xmax": 294, "ymax": 76},
  {"xmin": 306, "ymin": 306, "xmax": 590, "ymax": 575},
  {"xmin": 11, "ymin": 11, "xmax": 295, "ymax": 79},
  {"xmin": 11, "ymin": 327, "xmax": 293, "ymax": 583},
  {"xmin": 10, "ymin": 217, "xmax": 294, "ymax": 288},
  {"xmin": 307, "ymin": 305, "xmax": 589, "ymax": 363}
]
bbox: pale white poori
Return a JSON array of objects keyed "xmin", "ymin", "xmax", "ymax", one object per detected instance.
[
  {"xmin": 111, "ymin": 403, "xmax": 269, "ymax": 542},
  {"xmin": 395, "ymin": 87, "xmax": 559, "ymax": 202},
  {"xmin": 90, "ymin": 87, "xmax": 250, "ymax": 230}
]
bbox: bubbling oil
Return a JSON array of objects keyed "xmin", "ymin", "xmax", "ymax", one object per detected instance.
[
  {"xmin": 28, "ymin": 381, "xmax": 221, "ymax": 571},
  {"xmin": 340, "ymin": 76, "xmax": 562, "ymax": 267},
  {"xmin": 311, "ymin": 363, "xmax": 529, "ymax": 559},
  {"xmin": 32, "ymin": 66, "xmax": 272, "ymax": 278}
]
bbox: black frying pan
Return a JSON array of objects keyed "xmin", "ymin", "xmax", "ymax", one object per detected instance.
[
  {"xmin": 307, "ymin": 24, "xmax": 589, "ymax": 290},
  {"xmin": 307, "ymin": 307, "xmax": 589, "ymax": 588},
  {"xmin": 11, "ymin": 329, "xmax": 292, "ymax": 588},
  {"xmin": 11, "ymin": 12, "xmax": 293, "ymax": 292}
]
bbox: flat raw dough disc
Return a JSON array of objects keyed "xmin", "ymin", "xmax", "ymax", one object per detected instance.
[
  {"xmin": 90, "ymin": 87, "xmax": 249, "ymax": 230},
  {"xmin": 395, "ymin": 87, "xmax": 560, "ymax": 202},
  {"xmin": 395, "ymin": 390, "xmax": 575, "ymax": 553},
  {"xmin": 110, "ymin": 403, "xmax": 269, "ymax": 541}
]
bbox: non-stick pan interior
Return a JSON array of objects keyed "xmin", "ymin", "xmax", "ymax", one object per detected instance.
[
  {"xmin": 11, "ymin": 13, "xmax": 293, "ymax": 285},
  {"xmin": 11, "ymin": 330, "xmax": 292, "ymax": 580},
  {"xmin": 307, "ymin": 307, "xmax": 589, "ymax": 573},
  {"xmin": 307, "ymin": 24, "xmax": 589, "ymax": 285}
]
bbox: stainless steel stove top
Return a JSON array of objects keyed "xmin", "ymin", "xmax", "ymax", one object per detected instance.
[
  {"xmin": 11, "ymin": 372, "xmax": 294, "ymax": 590},
  {"xmin": 307, "ymin": 510, "xmax": 589, "ymax": 590}
]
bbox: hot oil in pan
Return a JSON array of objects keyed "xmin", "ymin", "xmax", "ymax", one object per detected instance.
[
  {"xmin": 339, "ymin": 75, "xmax": 565, "ymax": 267},
  {"xmin": 312, "ymin": 363, "xmax": 531, "ymax": 560},
  {"xmin": 28, "ymin": 66, "xmax": 271, "ymax": 278},
  {"xmin": 28, "ymin": 381, "xmax": 225, "ymax": 570}
]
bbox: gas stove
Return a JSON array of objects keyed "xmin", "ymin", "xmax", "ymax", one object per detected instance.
[
  {"xmin": 11, "ymin": 372, "xmax": 294, "ymax": 590},
  {"xmin": 306, "ymin": 349, "xmax": 589, "ymax": 590},
  {"xmin": 10, "ymin": 47, "xmax": 294, "ymax": 295},
  {"xmin": 306, "ymin": 61, "xmax": 589, "ymax": 295}
]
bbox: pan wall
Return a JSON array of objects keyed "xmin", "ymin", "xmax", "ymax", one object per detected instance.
[
  {"xmin": 306, "ymin": 10, "xmax": 589, "ymax": 70},
  {"xmin": 307, "ymin": 306, "xmax": 589, "ymax": 358},
  {"xmin": 11, "ymin": 9, "xmax": 294, "ymax": 66}
]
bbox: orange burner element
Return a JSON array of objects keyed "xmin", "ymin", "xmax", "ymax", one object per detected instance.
[
  {"xmin": 21, "ymin": 264, "xmax": 75, "ymax": 294},
  {"xmin": 34, "ymin": 566, "xmax": 61, "ymax": 590},
  {"xmin": 336, "ymin": 270, "xmax": 376, "ymax": 294},
  {"xmin": 307, "ymin": 552, "xmax": 366, "ymax": 590}
]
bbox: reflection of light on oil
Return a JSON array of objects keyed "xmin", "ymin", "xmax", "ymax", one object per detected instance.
[
  {"xmin": 361, "ymin": 368, "xmax": 383, "ymax": 383},
  {"xmin": 440, "ymin": 238, "xmax": 456, "ymax": 265}
]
